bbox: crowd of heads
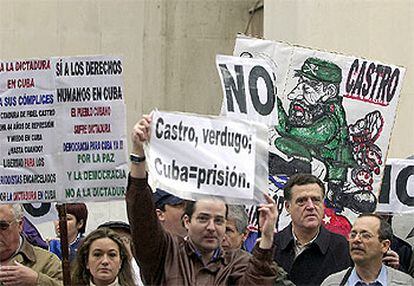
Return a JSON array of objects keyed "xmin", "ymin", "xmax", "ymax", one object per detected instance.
[{"xmin": 1, "ymin": 171, "xmax": 413, "ymax": 285}]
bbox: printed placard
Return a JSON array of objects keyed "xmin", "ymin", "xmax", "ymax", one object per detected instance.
[{"xmin": 377, "ymin": 158, "xmax": 414, "ymax": 214}]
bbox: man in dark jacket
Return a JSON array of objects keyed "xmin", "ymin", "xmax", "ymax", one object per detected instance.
[
  {"xmin": 273, "ymin": 173, "xmax": 352, "ymax": 285},
  {"xmin": 126, "ymin": 114, "xmax": 286, "ymax": 285}
]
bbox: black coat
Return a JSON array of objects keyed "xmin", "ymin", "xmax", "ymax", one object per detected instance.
[
  {"xmin": 273, "ymin": 223, "xmax": 352, "ymax": 286},
  {"xmin": 391, "ymin": 234, "xmax": 413, "ymax": 273}
]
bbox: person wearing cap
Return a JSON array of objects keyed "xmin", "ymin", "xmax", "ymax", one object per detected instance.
[
  {"xmin": 153, "ymin": 189, "xmax": 187, "ymax": 237},
  {"xmin": 274, "ymin": 57, "xmax": 376, "ymax": 213},
  {"xmin": 98, "ymin": 221, "xmax": 144, "ymax": 286}
]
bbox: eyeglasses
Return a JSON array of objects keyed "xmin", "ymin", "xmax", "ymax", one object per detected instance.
[
  {"xmin": 0, "ymin": 220, "xmax": 17, "ymax": 231},
  {"xmin": 349, "ymin": 231, "xmax": 376, "ymax": 241}
]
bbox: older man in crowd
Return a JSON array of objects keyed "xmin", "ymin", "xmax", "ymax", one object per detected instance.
[
  {"xmin": 221, "ymin": 205, "xmax": 249, "ymax": 252},
  {"xmin": 322, "ymin": 213, "xmax": 414, "ymax": 285},
  {"xmin": 126, "ymin": 114, "xmax": 286, "ymax": 285},
  {"xmin": 0, "ymin": 204, "xmax": 63, "ymax": 286},
  {"xmin": 273, "ymin": 173, "xmax": 351, "ymax": 285}
]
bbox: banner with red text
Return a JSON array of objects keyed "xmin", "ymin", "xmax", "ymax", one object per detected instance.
[{"xmin": 0, "ymin": 56, "xmax": 128, "ymax": 203}]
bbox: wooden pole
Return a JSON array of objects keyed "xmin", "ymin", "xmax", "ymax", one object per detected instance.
[{"xmin": 56, "ymin": 204, "xmax": 72, "ymax": 286}]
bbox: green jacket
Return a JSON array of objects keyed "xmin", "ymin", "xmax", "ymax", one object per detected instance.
[{"xmin": 7, "ymin": 236, "xmax": 63, "ymax": 286}]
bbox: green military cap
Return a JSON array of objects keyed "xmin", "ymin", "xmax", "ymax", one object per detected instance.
[{"xmin": 297, "ymin": 57, "xmax": 342, "ymax": 84}]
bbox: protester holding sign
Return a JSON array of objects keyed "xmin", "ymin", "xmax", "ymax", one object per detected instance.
[{"xmin": 125, "ymin": 114, "xmax": 285, "ymax": 285}]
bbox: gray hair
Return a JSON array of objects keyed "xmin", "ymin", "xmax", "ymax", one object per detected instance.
[
  {"xmin": 10, "ymin": 204, "xmax": 24, "ymax": 221},
  {"xmin": 227, "ymin": 205, "xmax": 249, "ymax": 234}
]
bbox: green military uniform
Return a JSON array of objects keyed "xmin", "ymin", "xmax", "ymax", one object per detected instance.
[
  {"xmin": 275, "ymin": 58, "xmax": 355, "ymax": 182},
  {"xmin": 275, "ymin": 58, "xmax": 376, "ymax": 213}
]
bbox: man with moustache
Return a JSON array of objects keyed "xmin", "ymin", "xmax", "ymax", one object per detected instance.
[
  {"xmin": 322, "ymin": 213, "xmax": 414, "ymax": 285},
  {"xmin": 273, "ymin": 173, "xmax": 352, "ymax": 285}
]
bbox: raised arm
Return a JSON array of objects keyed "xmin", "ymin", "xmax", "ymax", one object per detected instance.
[
  {"xmin": 126, "ymin": 114, "xmax": 171, "ymax": 284},
  {"xmin": 233, "ymin": 194, "xmax": 285, "ymax": 285},
  {"xmin": 130, "ymin": 114, "xmax": 152, "ymax": 179}
]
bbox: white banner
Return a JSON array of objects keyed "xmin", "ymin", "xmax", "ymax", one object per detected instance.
[
  {"xmin": 0, "ymin": 56, "xmax": 128, "ymax": 203},
  {"xmin": 216, "ymin": 55, "xmax": 278, "ymax": 126},
  {"xmin": 146, "ymin": 110, "xmax": 268, "ymax": 204},
  {"xmin": 377, "ymin": 158, "xmax": 414, "ymax": 214},
  {"xmin": 216, "ymin": 35, "xmax": 406, "ymax": 234}
]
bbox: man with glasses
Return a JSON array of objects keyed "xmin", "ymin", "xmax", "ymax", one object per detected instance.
[
  {"xmin": 0, "ymin": 204, "xmax": 63, "ymax": 286},
  {"xmin": 322, "ymin": 213, "xmax": 414, "ymax": 285},
  {"xmin": 126, "ymin": 114, "xmax": 285, "ymax": 285},
  {"xmin": 273, "ymin": 173, "xmax": 351, "ymax": 285}
]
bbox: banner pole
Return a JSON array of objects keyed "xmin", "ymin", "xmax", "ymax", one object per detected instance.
[{"xmin": 57, "ymin": 204, "xmax": 72, "ymax": 286}]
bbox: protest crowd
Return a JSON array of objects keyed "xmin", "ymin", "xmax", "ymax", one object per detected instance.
[
  {"xmin": 0, "ymin": 112, "xmax": 413, "ymax": 286},
  {"xmin": 1, "ymin": 4, "xmax": 414, "ymax": 284}
]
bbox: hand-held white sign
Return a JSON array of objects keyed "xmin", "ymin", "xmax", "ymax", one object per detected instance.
[{"xmin": 146, "ymin": 110, "xmax": 268, "ymax": 204}]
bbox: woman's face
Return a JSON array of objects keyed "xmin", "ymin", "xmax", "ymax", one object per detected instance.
[
  {"xmin": 87, "ymin": 237, "xmax": 122, "ymax": 286},
  {"xmin": 53, "ymin": 214, "xmax": 83, "ymax": 243}
]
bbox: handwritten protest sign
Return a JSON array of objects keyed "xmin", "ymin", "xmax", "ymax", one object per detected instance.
[
  {"xmin": 0, "ymin": 56, "xmax": 128, "ymax": 203},
  {"xmin": 145, "ymin": 110, "xmax": 268, "ymax": 204},
  {"xmin": 53, "ymin": 56, "xmax": 128, "ymax": 201},
  {"xmin": 217, "ymin": 35, "xmax": 406, "ymax": 232},
  {"xmin": 0, "ymin": 58, "xmax": 59, "ymax": 203}
]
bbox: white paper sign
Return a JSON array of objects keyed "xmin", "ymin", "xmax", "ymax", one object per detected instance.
[
  {"xmin": 377, "ymin": 158, "xmax": 414, "ymax": 214},
  {"xmin": 216, "ymin": 55, "xmax": 278, "ymax": 126},
  {"xmin": 232, "ymin": 36, "xmax": 405, "ymax": 214},
  {"xmin": 0, "ymin": 56, "xmax": 128, "ymax": 203},
  {"xmin": 222, "ymin": 35, "xmax": 406, "ymax": 234},
  {"xmin": 52, "ymin": 56, "xmax": 128, "ymax": 202},
  {"xmin": 146, "ymin": 110, "xmax": 268, "ymax": 204}
]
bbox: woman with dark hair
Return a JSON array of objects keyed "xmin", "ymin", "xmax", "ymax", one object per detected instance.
[
  {"xmin": 49, "ymin": 203, "xmax": 88, "ymax": 262},
  {"xmin": 72, "ymin": 228, "xmax": 134, "ymax": 286}
]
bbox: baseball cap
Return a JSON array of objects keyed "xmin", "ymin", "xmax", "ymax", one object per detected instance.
[{"xmin": 153, "ymin": 189, "xmax": 184, "ymax": 209}]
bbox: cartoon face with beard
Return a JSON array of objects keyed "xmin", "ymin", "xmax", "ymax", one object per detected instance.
[{"xmin": 286, "ymin": 75, "xmax": 334, "ymax": 127}]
